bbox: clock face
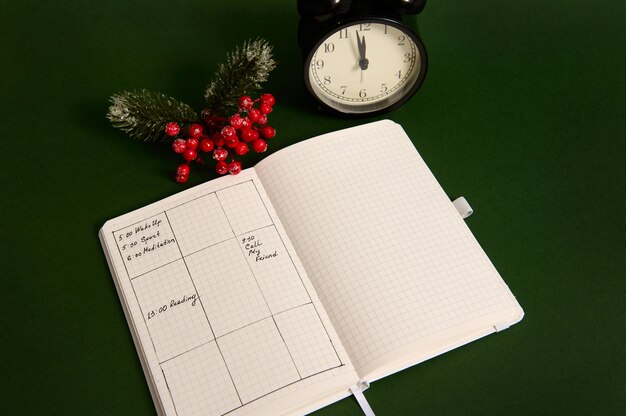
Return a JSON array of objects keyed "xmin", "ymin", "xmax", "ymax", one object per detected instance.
[{"xmin": 305, "ymin": 19, "xmax": 426, "ymax": 115}]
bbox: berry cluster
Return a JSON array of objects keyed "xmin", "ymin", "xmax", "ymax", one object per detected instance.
[{"xmin": 166, "ymin": 93, "xmax": 277, "ymax": 183}]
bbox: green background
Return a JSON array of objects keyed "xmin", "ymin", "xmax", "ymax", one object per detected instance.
[{"xmin": 1, "ymin": 0, "xmax": 624, "ymax": 415}]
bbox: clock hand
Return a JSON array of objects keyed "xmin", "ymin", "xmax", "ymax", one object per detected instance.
[
  {"xmin": 356, "ymin": 31, "xmax": 369, "ymax": 70},
  {"xmin": 355, "ymin": 31, "xmax": 363, "ymax": 66},
  {"xmin": 362, "ymin": 35, "xmax": 367, "ymax": 66}
]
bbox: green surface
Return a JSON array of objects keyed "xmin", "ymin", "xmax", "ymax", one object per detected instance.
[{"xmin": 1, "ymin": 0, "xmax": 625, "ymax": 415}]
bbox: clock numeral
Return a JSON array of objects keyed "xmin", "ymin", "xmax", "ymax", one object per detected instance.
[
  {"xmin": 324, "ymin": 76, "xmax": 331, "ymax": 85},
  {"xmin": 315, "ymin": 59, "xmax": 324, "ymax": 70},
  {"xmin": 395, "ymin": 70, "xmax": 402, "ymax": 79},
  {"xmin": 404, "ymin": 52, "xmax": 411, "ymax": 63},
  {"xmin": 384, "ymin": 25, "xmax": 388, "ymax": 34},
  {"xmin": 397, "ymin": 35, "xmax": 406, "ymax": 46},
  {"xmin": 359, "ymin": 89, "xmax": 367, "ymax": 98},
  {"xmin": 339, "ymin": 28, "xmax": 348, "ymax": 39},
  {"xmin": 359, "ymin": 23, "xmax": 371, "ymax": 31},
  {"xmin": 340, "ymin": 86, "xmax": 347, "ymax": 95},
  {"xmin": 324, "ymin": 42, "xmax": 335, "ymax": 53},
  {"xmin": 380, "ymin": 83, "xmax": 388, "ymax": 93}
]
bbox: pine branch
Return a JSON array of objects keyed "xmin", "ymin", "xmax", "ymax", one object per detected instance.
[
  {"xmin": 204, "ymin": 38, "xmax": 277, "ymax": 114},
  {"xmin": 107, "ymin": 89, "xmax": 198, "ymax": 142}
]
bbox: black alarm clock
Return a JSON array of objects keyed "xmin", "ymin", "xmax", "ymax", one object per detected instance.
[{"xmin": 298, "ymin": 0, "xmax": 428, "ymax": 116}]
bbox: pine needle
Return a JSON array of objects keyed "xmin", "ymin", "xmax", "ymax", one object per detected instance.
[
  {"xmin": 107, "ymin": 89, "xmax": 197, "ymax": 142},
  {"xmin": 204, "ymin": 38, "xmax": 277, "ymax": 114}
]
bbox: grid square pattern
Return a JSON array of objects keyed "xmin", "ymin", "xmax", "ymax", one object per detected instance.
[
  {"xmin": 114, "ymin": 213, "xmax": 181, "ymax": 278},
  {"xmin": 161, "ymin": 341, "xmax": 241, "ymax": 416},
  {"xmin": 218, "ymin": 318, "xmax": 300, "ymax": 404},
  {"xmin": 107, "ymin": 175, "xmax": 351, "ymax": 416},
  {"xmin": 185, "ymin": 238, "xmax": 271, "ymax": 337},
  {"xmin": 217, "ymin": 181, "xmax": 272, "ymax": 235},
  {"xmin": 166, "ymin": 194, "xmax": 234, "ymax": 256},
  {"xmin": 274, "ymin": 304, "xmax": 341, "ymax": 378},
  {"xmin": 239, "ymin": 226, "xmax": 310, "ymax": 313},
  {"xmin": 256, "ymin": 120, "xmax": 520, "ymax": 370},
  {"xmin": 131, "ymin": 260, "xmax": 213, "ymax": 362}
]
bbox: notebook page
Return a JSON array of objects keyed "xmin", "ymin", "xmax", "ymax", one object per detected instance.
[
  {"xmin": 100, "ymin": 169, "xmax": 357, "ymax": 416},
  {"xmin": 256, "ymin": 120, "xmax": 523, "ymax": 377}
]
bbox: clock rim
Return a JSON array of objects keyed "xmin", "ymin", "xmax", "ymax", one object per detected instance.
[{"xmin": 303, "ymin": 16, "xmax": 428, "ymax": 117}]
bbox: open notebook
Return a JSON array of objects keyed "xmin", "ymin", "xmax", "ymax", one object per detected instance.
[{"xmin": 100, "ymin": 120, "xmax": 523, "ymax": 416}]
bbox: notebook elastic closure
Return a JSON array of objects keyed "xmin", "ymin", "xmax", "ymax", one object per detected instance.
[
  {"xmin": 350, "ymin": 380, "xmax": 376, "ymax": 416},
  {"xmin": 453, "ymin": 197, "xmax": 473, "ymax": 219}
]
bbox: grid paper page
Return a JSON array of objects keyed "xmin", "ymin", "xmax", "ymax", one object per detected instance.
[
  {"xmin": 256, "ymin": 120, "xmax": 523, "ymax": 375},
  {"xmin": 218, "ymin": 317, "xmax": 301, "ymax": 404},
  {"xmin": 274, "ymin": 303, "xmax": 342, "ymax": 379},
  {"xmin": 131, "ymin": 259, "xmax": 214, "ymax": 362},
  {"xmin": 101, "ymin": 171, "xmax": 356, "ymax": 416},
  {"xmin": 161, "ymin": 341, "xmax": 241, "ymax": 416},
  {"xmin": 184, "ymin": 238, "xmax": 271, "ymax": 338},
  {"xmin": 238, "ymin": 226, "xmax": 311, "ymax": 313},
  {"xmin": 165, "ymin": 193, "xmax": 234, "ymax": 256}
]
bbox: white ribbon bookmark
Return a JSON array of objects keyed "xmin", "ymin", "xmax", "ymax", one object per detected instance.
[
  {"xmin": 452, "ymin": 196, "xmax": 473, "ymax": 219},
  {"xmin": 350, "ymin": 380, "xmax": 376, "ymax": 416}
]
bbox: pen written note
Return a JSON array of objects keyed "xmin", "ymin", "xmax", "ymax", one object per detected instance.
[
  {"xmin": 110, "ymin": 180, "xmax": 342, "ymax": 414},
  {"xmin": 241, "ymin": 234, "xmax": 277, "ymax": 262},
  {"xmin": 115, "ymin": 215, "xmax": 204, "ymax": 322},
  {"xmin": 116, "ymin": 217, "xmax": 176, "ymax": 265}
]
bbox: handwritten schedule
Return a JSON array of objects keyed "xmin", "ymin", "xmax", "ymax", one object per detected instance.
[
  {"xmin": 110, "ymin": 180, "xmax": 342, "ymax": 416},
  {"xmin": 114, "ymin": 214, "xmax": 179, "ymax": 278}
]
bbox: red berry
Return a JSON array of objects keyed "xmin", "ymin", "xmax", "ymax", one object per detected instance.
[
  {"xmin": 186, "ymin": 137, "xmax": 199, "ymax": 150},
  {"xmin": 165, "ymin": 122, "xmax": 180, "ymax": 137},
  {"xmin": 176, "ymin": 164, "xmax": 190, "ymax": 176},
  {"xmin": 260, "ymin": 126, "xmax": 276, "ymax": 139},
  {"xmin": 238, "ymin": 95, "xmax": 254, "ymax": 110},
  {"xmin": 228, "ymin": 160, "xmax": 242, "ymax": 175},
  {"xmin": 171, "ymin": 138, "xmax": 187, "ymax": 154},
  {"xmin": 229, "ymin": 114, "xmax": 244, "ymax": 129},
  {"xmin": 225, "ymin": 135, "xmax": 240, "ymax": 148},
  {"xmin": 257, "ymin": 114, "xmax": 268, "ymax": 126},
  {"xmin": 221, "ymin": 125, "xmax": 236, "ymax": 139},
  {"xmin": 247, "ymin": 108, "xmax": 262, "ymax": 123},
  {"xmin": 175, "ymin": 174, "xmax": 189, "ymax": 183},
  {"xmin": 261, "ymin": 93, "xmax": 275, "ymax": 107},
  {"xmin": 188, "ymin": 123, "xmax": 203, "ymax": 138},
  {"xmin": 252, "ymin": 139, "xmax": 267, "ymax": 153},
  {"xmin": 212, "ymin": 132, "xmax": 225, "ymax": 147},
  {"xmin": 234, "ymin": 142, "xmax": 249, "ymax": 156},
  {"xmin": 199, "ymin": 137, "xmax": 214, "ymax": 152},
  {"xmin": 183, "ymin": 149, "xmax": 197, "ymax": 161},
  {"xmin": 215, "ymin": 161, "xmax": 229, "ymax": 175},
  {"xmin": 240, "ymin": 128, "xmax": 259, "ymax": 142},
  {"xmin": 241, "ymin": 117, "xmax": 251, "ymax": 129},
  {"xmin": 213, "ymin": 147, "xmax": 228, "ymax": 161},
  {"xmin": 259, "ymin": 103, "xmax": 273, "ymax": 115}
]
